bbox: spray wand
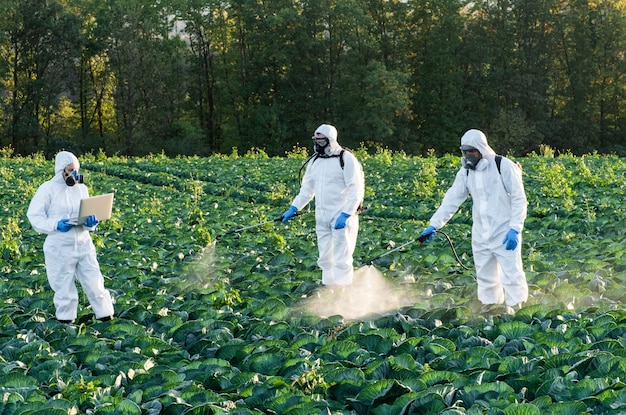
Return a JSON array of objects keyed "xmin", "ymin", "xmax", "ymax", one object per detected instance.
[
  {"xmin": 216, "ymin": 206, "xmax": 368, "ymax": 240},
  {"xmin": 363, "ymin": 230, "xmax": 471, "ymax": 270},
  {"xmin": 215, "ymin": 211, "xmax": 309, "ymax": 239}
]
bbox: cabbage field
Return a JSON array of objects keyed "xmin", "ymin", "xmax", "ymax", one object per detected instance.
[{"xmin": 2, "ymin": 147, "xmax": 626, "ymax": 414}]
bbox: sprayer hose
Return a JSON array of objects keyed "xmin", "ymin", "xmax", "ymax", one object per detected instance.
[{"xmin": 438, "ymin": 230, "xmax": 471, "ymax": 270}]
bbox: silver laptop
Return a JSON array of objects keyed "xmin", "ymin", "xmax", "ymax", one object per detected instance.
[{"xmin": 69, "ymin": 193, "xmax": 114, "ymax": 225}]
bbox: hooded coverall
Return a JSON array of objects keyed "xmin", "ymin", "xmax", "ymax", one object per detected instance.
[
  {"xmin": 27, "ymin": 151, "xmax": 114, "ymax": 321},
  {"xmin": 428, "ymin": 129, "xmax": 528, "ymax": 307},
  {"xmin": 290, "ymin": 124, "xmax": 365, "ymax": 286}
]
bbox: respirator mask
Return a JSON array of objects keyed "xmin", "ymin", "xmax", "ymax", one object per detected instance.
[
  {"xmin": 461, "ymin": 148, "xmax": 482, "ymax": 170},
  {"xmin": 65, "ymin": 170, "xmax": 84, "ymax": 186},
  {"xmin": 312, "ymin": 135, "xmax": 329, "ymax": 156}
]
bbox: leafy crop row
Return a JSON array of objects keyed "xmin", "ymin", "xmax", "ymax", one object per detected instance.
[{"xmin": 1, "ymin": 149, "xmax": 626, "ymax": 414}]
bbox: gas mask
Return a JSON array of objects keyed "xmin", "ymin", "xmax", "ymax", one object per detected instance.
[
  {"xmin": 313, "ymin": 136, "xmax": 329, "ymax": 156},
  {"xmin": 462, "ymin": 151, "xmax": 482, "ymax": 170},
  {"xmin": 65, "ymin": 170, "xmax": 84, "ymax": 186}
]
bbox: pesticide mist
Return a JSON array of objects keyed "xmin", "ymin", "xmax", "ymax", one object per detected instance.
[
  {"xmin": 177, "ymin": 242, "xmax": 220, "ymax": 293},
  {"xmin": 301, "ymin": 265, "xmax": 422, "ymax": 320}
]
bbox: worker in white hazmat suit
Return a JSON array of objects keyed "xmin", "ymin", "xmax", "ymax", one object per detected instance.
[
  {"xmin": 282, "ymin": 124, "xmax": 365, "ymax": 286},
  {"xmin": 27, "ymin": 151, "xmax": 114, "ymax": 323},
  {"xmin": 420, "ymin": 129, "xmax": 528, "ymax": 311}
]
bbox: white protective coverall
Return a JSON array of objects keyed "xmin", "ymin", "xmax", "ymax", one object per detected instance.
[
  {"xmin": 290, "ymin": 124, "xmax": 365, "ymax": 286},
  {"xmin": 27, "ymin": 151, "xmax": 114, "ymax": 321},
  {"xmin": 428, "ymin": 129, "xmax": 528, "ymax": 307}
]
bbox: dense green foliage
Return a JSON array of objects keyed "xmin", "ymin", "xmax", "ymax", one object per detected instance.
[
  {"xmin": 2, "ymin": 0, "xmax": 626, "ymax": 157},
  {"xmin": 2, "ymin": 148, "xmax": 626, "ymax": 413}
]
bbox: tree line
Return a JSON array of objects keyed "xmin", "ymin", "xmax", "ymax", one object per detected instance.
[{"xmin": 1, "ymin": 0, "xmax": 625, "ymax": 158}]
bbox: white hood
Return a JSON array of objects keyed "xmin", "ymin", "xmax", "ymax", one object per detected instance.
[
  {"xmin": 55, "ymin": 151, "xmax": 80, "ymax": 175},
  {"xmin": 314, "ymin": 124, "xmax": 342, "ymax": 154},
  {"xmin": 459, "ymin": 129, "xmax": 496, "ymax": 157}
]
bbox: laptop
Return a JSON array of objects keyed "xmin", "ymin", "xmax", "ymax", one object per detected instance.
[{"xmin": 69, "ymin": 193, "xmax": 114, "ymax": 225}]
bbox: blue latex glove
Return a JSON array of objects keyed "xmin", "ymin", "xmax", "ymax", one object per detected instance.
[
  {"xmin": 84, "ymin": 214, "xmax": 99, "ymax": 227},
  {"xmin": 281, "ymin": 205, "xmax": 298, "ymax": 223},
  {"xmin": 420, "ymin": 225, "xmax": 436, "ymax": 243},
  {"xmin": 57, "ymin": 219, "xmax": 73, "ymax": 232},
  {"xmin": 334, "ymin": 212, "xmax": 350, "ymax": 229},
  {"xmin": 503, "ymin": 229, "xmax": 519, "ymax": 250}
]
